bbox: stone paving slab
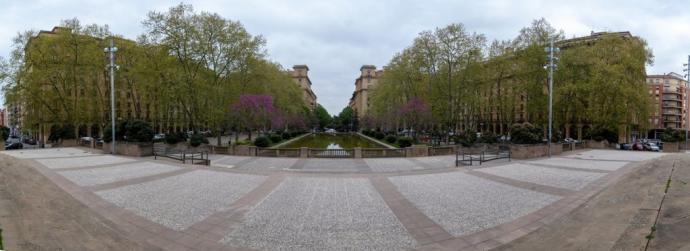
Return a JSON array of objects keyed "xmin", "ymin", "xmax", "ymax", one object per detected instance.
[
  {"xmin": 476, "ymin": 163, "xmax": 607, "ymax": 190},
  {"xmin": 58, "ymin": 162, "xmax": 181, "ymax": 186},
  {"xmin": 1, "ymin": 148, "xmax": 95, "ymax": 159},
  {"xmin": 364, "ymin": 158, "xmax": 423, "ymax": 172},
  {"xmin": 237, "ymin": 157, "xmax": 297, "ymax": 171},
  {"xmin": 389, "ymin": 171, "xmax": 560, "ymax": 237},
  {"xmin": 221, "ymin": 177, "xmax": 416, "ymax": 251},
  {"xmin": 298, "ymin": 158, "xmax": 370, "ymax": 172},
  {"xmin": 528, "ymin": 157, "xmax": 628, "ymax": 171},
  {"xmin": 412, "ymin": 156, "xmax": 456, "ymax": 169},
  {"xmin": 36, "ymin": 155, "xmax": 134, "ymax": 169},
  {"xmin": 211, "ymin": 155, "xmax": 253, "ymax": 167},
  {"xmin": 96, "ymin": 170, "xmax": 266, "ymax": 231},
  {"xmin": 567, "ymin": 150, "xmax": 665, "ymax": 162}
]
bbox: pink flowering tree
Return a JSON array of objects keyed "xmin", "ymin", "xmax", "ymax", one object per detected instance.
[
  {"xmin": 396, "ymin": 97, "xmax": 431, "ymax": 138},
  {"xmin": 230, "ymin": 94, "xmax": 275, "ymax": 140}
]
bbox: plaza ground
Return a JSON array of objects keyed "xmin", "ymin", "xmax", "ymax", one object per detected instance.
[{"xmin": 0, "ymin": 147, "xmax": 686, "ymax": 250}]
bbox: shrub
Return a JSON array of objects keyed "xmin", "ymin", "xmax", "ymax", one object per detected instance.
[
  {"xmin": 661, "ymin": 127, "xmax": 683, "ymax": 143},
  {"xmin": 590, "ymin": 127, "xmax": 617, "ymax": 143},
  {"xmin": 458, "ymin": 131, "xmax": 477, "ymax": 147},
  {"xmin": 291, "ymin": 131, "xmax": 303, "ymax": 138},
  {"xmin": 189, "ymin": 133, "xmax": 209, "ymax": 147},
  {"xmin": 164, "ymin": 132, "xmax": 187, "ymax": 144},
  {"xmin": 510, "ymin": 123, "xmax": 543, "ymax": 144},
  {"xmin": 397, "ymin": 136, "xmax": 413, "ymax": 148},
  {"xmin": 253, "ymin": 136, "xmax": 271, "ymax": 147},
  {"xmin": 374, "ymin": 131, "xmax": 385, "ymax": 140},
  {"xmin": 478, "ymin": 131, "xmax": 497, "ymax": 144},
  {"xmin": 281, "ymin": 132, "xmax": 292, "ymax": 140},
  {"xmin": 385, "ymin": 135, "xmax": 397, "ymax": 144},
  {"xmin": 269, "ymin": 134, "xmax": 283, "ymax": 143},
  {"xmin": 124, "ymin": 120, "xmax": 154, "ymax": 142},
  {"xmin": 234, "ymin": 139, "xmax": 251, "ymax": 145},
  {"xmin": 0, "ymin": 126, "xmax": 10, "ymax": 141},
  {"xmin": 103, "ymin": 122, "xmax": 127, "ymax": 143}
]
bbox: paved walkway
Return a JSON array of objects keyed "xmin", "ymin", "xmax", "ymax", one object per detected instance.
[{"xmin": 0, "ymin": 148, "xmax": 667, "ymax": 250}]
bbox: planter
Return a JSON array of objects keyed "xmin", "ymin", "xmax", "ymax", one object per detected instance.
[
  {"xmin": 663, "ymin": 142, "xmax": 680, "ymax": 153},
  {"xmin": 232, "ymin": 145, "xmax": 257, "ymax": 156},
  {"xmin": 102, "ymin": 141, "xmax": 153, "ymax": 157},
  {"xmin": 509, "ymin": 143, "xmax": 562, "ymax": 159},
  {"xmin": 405, "ymin": 145, "xmax": 429, "ymax": 157},
  {"xmin": 586, "ymin": 140, "xmax": 609, "ymax": 149}
]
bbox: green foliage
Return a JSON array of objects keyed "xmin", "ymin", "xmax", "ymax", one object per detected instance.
[
  {"xmin": 0, "ymin": 126, "xmax": 9, "ymax": 141},
  {"xmin": 457, "ymin": 131, "xmax": 478, "ymax": 147},
  {"xmin": 313, "ymin": 104, "xmax": 332, "ymax": 130},
  {"xmin": 234, "ymin": 139, "xmax": 251, "ymax": 145},
  {"xmin": 164, "ymin": 132, "xmax": 187, "ymax": 144},
  {"xmin": 253, "ymin": 136, "xmax": 271, "ymax": 147},
  {"xmin": 332, "ymin": 107, "xmax": 358, "ymax": 131},
  {"xmin": 269, "ymin": 134, "xmax": 283, "ymax": 143},
  {"xmin": 510, "ymin": 123, "xmax": 543, "ymax": 144},
  {"xmin": 189, "ymin": 133, "xmax": 209, "ymax": 147},
  {"xmin": 373, "ymin": 131, "xmax": 385, "ymax": 140},
  {"xmin": 385, "ymin": 135, "xmax": 397, "ymax": 144},
  {"xmin": 397, "ymin": 136, "xmax": 414, "ymax": 148},
  {"xmin": 49, "ymin": 124, "xmax": 77, "ymax": 142},
  {"xmin": 281, "ymin": 132, "xmax": 292, "ymax": 140},
  {"xmin": 478, "ymin": 131, "xmax": 498, "ymax": 144},
  {"xmin": 124, "ymin": 120, "xmax": 154, "ymax": 142},
  {"xmin": 590, "ymin": 127, "xmax": 618, "ymax": 143},
  {"xmin": 661, "ymin": 127, "xmax": 683, "ymax": 143}
]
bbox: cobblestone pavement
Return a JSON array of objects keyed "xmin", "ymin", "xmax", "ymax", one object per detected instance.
[{"xmin": 0, "ymin": 148, "xmax": 668, "ymax": 250}]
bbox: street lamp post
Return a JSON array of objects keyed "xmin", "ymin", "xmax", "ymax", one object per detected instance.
[
  {"xmin": 545, "ymin": 38, "xmax": 560, "ymax": 158},
  {"xmin": 104, "ymin": 38, "xmax": 118, "ymax": 155},
  {"xmin": 683, "ymin": 55, "xmax": 690, "ymax": 151}
]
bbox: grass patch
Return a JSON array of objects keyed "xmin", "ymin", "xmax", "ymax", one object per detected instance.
[
  {"xmin": 0, "ymin": 228, "xmax": 4, "ymax": 250},
  {"xmin": 645, "ymin": 225, "xmax": 656, "ymax": 240},
  {"xmin": 665, "ymin": 178, "xmax": 672, "ymax": 193}
]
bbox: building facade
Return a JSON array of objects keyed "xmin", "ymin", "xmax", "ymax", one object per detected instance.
[
  {"xmin": 348, "ymin": 65, "xmax": 383, "ymax": 120},
  {"xmin": 0, "ymin": 108, "xmax": 5, "ymax": 127},
  {"xmin": 646, "ymin": 73, "xmax": 690, "ymax": 138},
  {"xmin": 289, "ymin": 65, "xmax": 317, "ymax": 110}
]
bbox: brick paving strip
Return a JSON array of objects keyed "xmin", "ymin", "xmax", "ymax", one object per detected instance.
[
  {"xmin": 369, "ymin": 176, "xmax": 458, "ymax": 247},
  {"xmin": 86, "ymin": 168, "xmax": 196, "ymax": 192},
  {"xmin": 54, "ymin": 160, "xmax": 142, "ymax": 171},
  {"xmin": 526, "ymin": 162, "xmax": 611, "ymax": 173},
  {"xmin": 465, "ymin": 170, "xmax": 575, "ymax": 197},
  {"xmin": 182, "ymin": 174, "xmax": 286, "ymax": 246}
]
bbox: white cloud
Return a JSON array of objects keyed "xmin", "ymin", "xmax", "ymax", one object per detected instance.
[{"xmin": 2, "ymin": 0, "xmax": 689, "ymax": 114}]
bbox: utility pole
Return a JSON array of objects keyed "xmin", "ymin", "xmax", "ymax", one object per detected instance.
[
  {"xmin": 545, "ymin": 38, "xmax": 559, "ymax": 158},
  {"xmin": 104, "ymin": 38, "xmax": 118, "ymax": 155}
]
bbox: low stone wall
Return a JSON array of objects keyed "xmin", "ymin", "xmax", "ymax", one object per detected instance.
[
  {"xmin": 405, "ymin": 145, "xmax": 430, "ymax": 157},
  {"xmin": 55, "ymin": 139, "xmax": 79, "ymax": 147},
  {"xmin": 664, "ymin": 142, "xmax": 680, "ymax": 153},
  {"xmin": 509, "ymin": 143, "xmax": 562, "ymax": 159},
  {"xmin": 586, "ymin": 140, "xmax": 609, "ymax": 149},
  {"xmin": 102, "ymin": 141, "xmax": 153, "ymax": 157}
]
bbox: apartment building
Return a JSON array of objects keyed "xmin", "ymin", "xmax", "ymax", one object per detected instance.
[
  {"xmin": 348, "ymin": 65, "xmax": 383, "ymax": 120},
  {"xmin": 646, "ymin": 72, "xmax": 689, "ymax": 138},
  {"xmin": 289, "ymin": 65, "xmax": 318, "ymax": 110}
]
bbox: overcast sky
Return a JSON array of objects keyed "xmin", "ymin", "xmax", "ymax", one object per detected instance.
[{"xmin": 2, "ymin": 0, "xmax": 690, "ymax": 115}]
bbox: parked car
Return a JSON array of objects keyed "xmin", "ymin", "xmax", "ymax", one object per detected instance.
[
  {"xmin": 22, "ymin": 138, "xmax": 37, "ymax": 145},
  {"xmin": 620, "ymin": 143, "xmax": 632, "ymax": 150},
  {"xmin": 632, "ymin": 142, "xmax": 644, "ymax": 151},
  {"xmin": 5, "ymin": 141, "xmax": 23, "ymax": 150},
  {"xmin": 644, "ymin": 142, "xmax": 660, "ymax": 152},
  {"xmin": 153, "ymin": 133, "xmax": 165, "ymax": 142}
]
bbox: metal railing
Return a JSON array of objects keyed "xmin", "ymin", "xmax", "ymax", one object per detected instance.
[
  {"xmin": 456, "ymin": 146, "xmax": 511, "ymax": 166},
  {"xmin": 257, "ymin": 148, "xmax": 301, "ymax": 157},
  {"xmin": 361, "ymin": 148, "xmax": 405, "ymax": 158},
  {"xmin": 309, "ymin": 148, "xmax": 353, "ymax": 158}
]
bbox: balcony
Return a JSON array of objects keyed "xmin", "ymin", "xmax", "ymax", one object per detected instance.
[
  {"xmin": 663, "ymin": 88, "xmax": 682, "ymax": 94},
  {"xmin": 663, "ymin": 103, "xmax": 682, "ymax": 108}
]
